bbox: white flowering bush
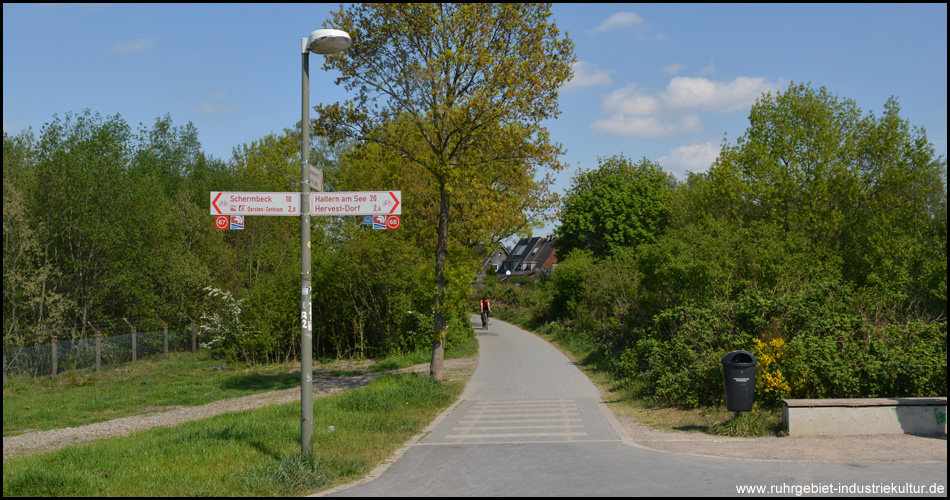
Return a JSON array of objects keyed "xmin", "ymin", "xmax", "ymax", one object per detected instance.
[{"xmin": 199, "ymin": 286, "xmax": 270, "ymax": 362}]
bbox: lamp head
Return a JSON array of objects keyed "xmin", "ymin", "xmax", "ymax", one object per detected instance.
[{"xmin": 306, "ymin": 29, "xmax": 351, "ymax": 54}]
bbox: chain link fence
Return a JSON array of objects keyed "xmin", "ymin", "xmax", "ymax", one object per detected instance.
[{"xmin": 3, "ymin": 319, "xmax": 203, "ymax": 380}]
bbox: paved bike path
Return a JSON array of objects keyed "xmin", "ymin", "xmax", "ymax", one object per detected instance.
[{"xmin": 321, "ymin": 317, "xmax": 947, "ymax": 497}]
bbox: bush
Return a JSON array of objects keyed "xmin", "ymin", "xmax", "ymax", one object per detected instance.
[
  {"xmin": 199, "ymin": 286, "xmax": 273, "ymax": 363},
  {"xmin": 625, "ymin": 280, "xmax": 947, "ymax": 408},
  {"xmin": 551, "ymin": 250, "xmax": 594, "ymax": 321}
]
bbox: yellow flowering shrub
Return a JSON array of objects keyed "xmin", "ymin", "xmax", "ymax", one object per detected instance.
[{"xmin": 753, "ymin": 337, "xmax": 793, "ymax": 404}]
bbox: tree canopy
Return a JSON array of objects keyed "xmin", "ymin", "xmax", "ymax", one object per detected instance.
[
  {"xmin": 315, "ymin": 3, "xmax": 576, "ymax": 379},
  {"xmin": 683, "ymin": 82, "xmax": 947, "ymax": 314},
  {"xmin": 555, "ymin": 155, "xmax": 674, "ymax": 260}
]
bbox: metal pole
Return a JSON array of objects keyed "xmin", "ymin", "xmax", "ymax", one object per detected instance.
[{"xmin": 300, "ymin": 39, "xmax": 314, "ymax": 457}]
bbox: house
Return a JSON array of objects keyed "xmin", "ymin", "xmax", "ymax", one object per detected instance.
[
  {"xmin": 472, "ymin": 243, "xmax": 509, "ymax": 287},
  {"xmin": 498, "ymin": 235, "xmax": 558, "ymax": 281}
]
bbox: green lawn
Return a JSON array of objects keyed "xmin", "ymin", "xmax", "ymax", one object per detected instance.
[
  {"xmin": 3, "ymin": 373, "xmax": 465, "ymax": 496},
  {"xmin": 3, "ymin": 351, "xmax": 303, "ymax": 436}
]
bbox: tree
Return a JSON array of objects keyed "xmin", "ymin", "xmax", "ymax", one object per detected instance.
[
  {"xmin": 555, "ymin": 155, "xmax": 674, "ymax": 259},
  {"xmin": 692, "ymin": 82, "xmax": 947, "ymax": 318},
  {"xmin": 3, "ymin": 130, "xmax": 70, "ymax": 345},
  {"xmin": 225, "ymin": 128, "xmax": 305, "ymax": 361},
  {"xmin": 315, "ymin": 3, "xmax": 575, "ymax": 380}
]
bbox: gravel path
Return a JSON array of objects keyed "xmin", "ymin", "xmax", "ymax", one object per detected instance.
[{"xmin": 3, "ymin": 358, "xmax": 477, "ymax": 460}]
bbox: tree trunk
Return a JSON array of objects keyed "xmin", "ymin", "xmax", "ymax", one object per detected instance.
[{"xmin": 429, "ymin": 183, "xmax": 450, "ymax": 381}]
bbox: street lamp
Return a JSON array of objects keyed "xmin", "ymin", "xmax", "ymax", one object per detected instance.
[{"xmin": 300, "ymin": 28, "xmax": 350, "ymax": 457}]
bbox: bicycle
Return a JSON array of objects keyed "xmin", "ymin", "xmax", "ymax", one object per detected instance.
[{"xmin": 481, "ymin": 311, "xmax": 489, "ymax": 329}]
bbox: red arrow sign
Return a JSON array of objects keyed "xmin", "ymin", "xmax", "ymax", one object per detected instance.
[
  {"xmin": 388, "ymin": 191, "xmax": 400, "ymax": 214},
  {"xmin": 211, "ymin": 192, "xmax": 224, "ymax": 214}
]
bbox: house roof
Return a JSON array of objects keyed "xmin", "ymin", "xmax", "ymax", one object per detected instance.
[
  {"xmin": 477, "ymin": 241, "xmax": 509, "ymax": 275},
  {"xmin": 500, "ymin": 235, "xmax": 558, "ymax": 273}
]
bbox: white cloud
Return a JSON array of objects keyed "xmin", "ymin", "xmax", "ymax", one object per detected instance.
[
  {"xmin": 591, "ymin": 114, "xmax": 702, "ymax": 138},
  {"xmin": 662, "ymin": 63, "xmax": 685, "ymax": 75},
  {"xmin": 196, "ymin": 102, "xmax": 237, "ymax": 115},
  {"xmin": 658, "ymin": 141, "xmax": 722, "ymax": 175},
  {"xmin": 594, "ymin": 12, "xmax": 645, "ymax": 33},
  {"xmin": 112, "ymin": 37, "xmax": 154, "ymax": 54},
  {"xmin": 563, "ymin": 61, "xmax": 613, "ymax": 90},
  {"xmin": 590, "ymin": 76, "xmax": 782, "ymax": 138},
  {"xmin": 701, "ymin": 59, "xmax": 716, "ymax": 75},
  {"xmin": 662, "ymin": 76, "xmax": 780, "ymax": 114},
  {"xmin": 194, "ymin": 88, "xmax": 236, "ymax": 115},
  {"xmin": 601, "ymin": 84, "xmax": 660, "ymax": 115}
]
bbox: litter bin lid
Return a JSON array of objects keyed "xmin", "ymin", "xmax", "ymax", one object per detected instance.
[{"xmin": 721, "ymin": 350, "xmax": 756, "ymax": 366}]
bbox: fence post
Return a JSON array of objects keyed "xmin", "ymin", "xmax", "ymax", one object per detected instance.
[
  {"xmin": 186, "ymin": 313, "xmax": 196, "ymax": 353},
  {"xmin": 124, "ymin": 318, "xmax": 136, "ymax": 363},
  {"xmin": 88, "ymin": 322, "xmax": 101, "ymax": 373},
  {"xmin": 157, "ymin": 315, "xmax": 168, "ymax": 357},
  {"xmin": 49, "ymin": 329, "xmax": 57, "ymax": 379}
]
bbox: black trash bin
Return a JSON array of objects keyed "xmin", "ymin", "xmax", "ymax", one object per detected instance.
[{"xmin": 721, "ymin": 350, "xmax": 756, "ymax": 413}]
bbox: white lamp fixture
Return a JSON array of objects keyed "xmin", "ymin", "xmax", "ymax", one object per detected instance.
[{"xmin": 305, "ymin": 29, "xmax": 351, "ymax": 54}]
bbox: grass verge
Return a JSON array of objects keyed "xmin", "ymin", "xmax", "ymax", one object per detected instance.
[
  {"xmin": 4, "ymin": 318, "xmax": 478, "ymax": 437},
  {"xmin": 2, "ymin": 351, "xmax": 303, "ymax": 437},
  {"xmin": 2, "ymin": 372, "xmax": 465, "ymax": 497}
]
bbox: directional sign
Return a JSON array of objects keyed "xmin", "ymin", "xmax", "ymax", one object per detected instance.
[
  {"xmin": 311, "ymin": 191, "xmax": 401, "ymax": 216},
  {"xmin": 211, "ymin": 192, "xmax": 299, "ymax": 216},
  {"xmin": 308, "ymin": 164, "xmax": 323, "ymax": 192}
]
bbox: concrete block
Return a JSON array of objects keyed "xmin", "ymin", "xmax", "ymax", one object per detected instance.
[{"xmin": 783, "ymin": 398, "xmax": 947, "ymax": 437}]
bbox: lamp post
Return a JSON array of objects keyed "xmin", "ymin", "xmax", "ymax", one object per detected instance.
[{"xmin": 300, "ymin": 28, "xmax": 350, "ymax": 457}]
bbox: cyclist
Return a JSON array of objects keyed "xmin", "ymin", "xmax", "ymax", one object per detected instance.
[{"xmin": 480, "ymin": 295, "xmax": 492, "ymax": 329}]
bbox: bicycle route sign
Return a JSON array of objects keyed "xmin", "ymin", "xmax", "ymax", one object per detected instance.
[
  {"xmin": 210, "ymin": 191, "xmax": 401, "ymax": 219},
  {"xmin": 210, "ymin": 192, "xmax": 300, "ymax": 216},
  {"xmin": 311, "ymin": 191, "xmax": 400, "ymax": 216}
]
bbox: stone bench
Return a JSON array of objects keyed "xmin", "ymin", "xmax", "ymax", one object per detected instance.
[{"xmin": 782, "ymin": 397, "xmax": 947, "ymax": 437}]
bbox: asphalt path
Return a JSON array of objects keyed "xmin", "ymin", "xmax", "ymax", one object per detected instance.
[{"xmin": 321, "ymin": 317, "xmax": 947, "ymax": 497}]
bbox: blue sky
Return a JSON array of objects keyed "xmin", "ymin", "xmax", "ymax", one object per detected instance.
[{"xmin": 4, "ymin": 3, "xmax": 947, "ymax": 239}]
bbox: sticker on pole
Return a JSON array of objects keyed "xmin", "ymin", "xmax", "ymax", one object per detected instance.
[
  {"xmin": 230, "ymin": 216, "xmax": 244, "ymax": 230},
  {"xmin": 215, "ymin": 215, "xmax": 229, "ymax": 230},
  {"xmin": 386, "ymin": 215, "xmax": 401, "ymax": 229}
]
